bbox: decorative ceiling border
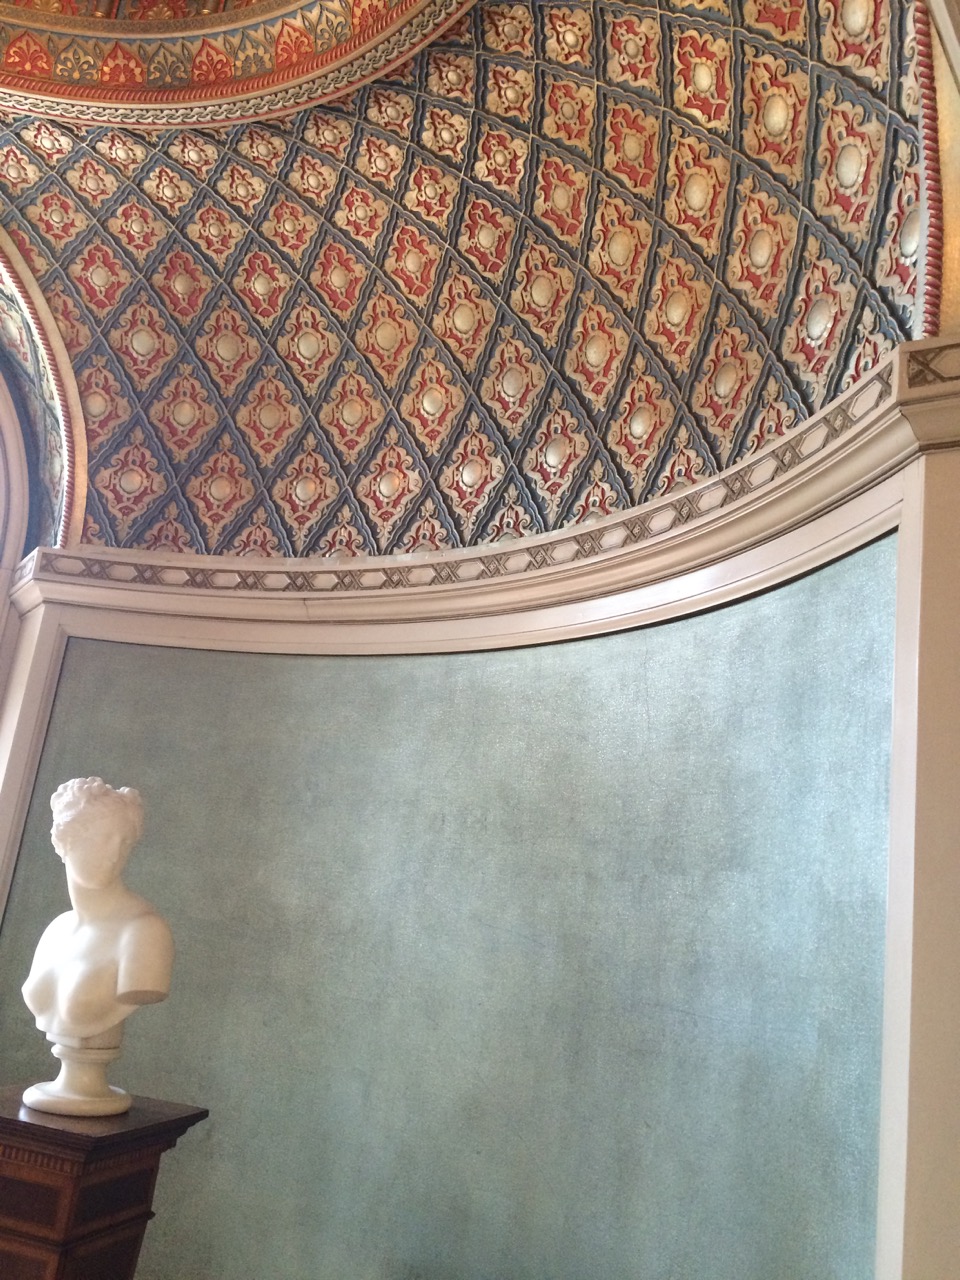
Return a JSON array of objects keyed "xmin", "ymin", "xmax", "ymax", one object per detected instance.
[
  {"xmin": 12, "ymin": 339, "xmax": 959, "ymax": 615},
  {"xmin": 0, "ymin": 0, "xmax": 473, "ymax": 127}
]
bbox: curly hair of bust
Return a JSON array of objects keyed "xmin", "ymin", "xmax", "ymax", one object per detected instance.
[{"xmin": 51, "ymin": 777, "xmax": 144, "ymax": 850}]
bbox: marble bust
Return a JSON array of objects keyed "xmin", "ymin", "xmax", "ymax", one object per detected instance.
[{"xmin": 21, "ymin": 777, "xmax": 174, "ymax": 1116}]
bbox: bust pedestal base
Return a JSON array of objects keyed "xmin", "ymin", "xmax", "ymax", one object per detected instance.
[{"xmin": 0, "ymin": 1085, "xmax": 207, "ymax": 1279}]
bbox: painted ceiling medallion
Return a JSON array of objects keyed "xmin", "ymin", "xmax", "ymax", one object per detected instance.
[{"xmin": 0, "ymin": 0, "xmax": 476, "ymax": 126}]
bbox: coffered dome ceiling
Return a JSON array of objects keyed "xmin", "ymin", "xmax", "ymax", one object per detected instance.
[{"xmin": 0, "ymin": 0, "xmax": 932, "ymax": 557}]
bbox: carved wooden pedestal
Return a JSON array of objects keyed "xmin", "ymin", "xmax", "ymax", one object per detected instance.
[{"xmin": 0, "ymin": 1085, "xmax": 207, "ymax": 1279}]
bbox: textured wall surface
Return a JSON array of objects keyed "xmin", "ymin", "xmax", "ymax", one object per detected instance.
[{"xmin": 0, "ymin": 537, "xmax": 896, "ymax": 1279}]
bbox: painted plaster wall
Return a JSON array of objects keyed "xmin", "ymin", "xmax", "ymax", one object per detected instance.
[{"xmin": 0, "ymin": 536, "xmax": 897, "ymax": 1280}]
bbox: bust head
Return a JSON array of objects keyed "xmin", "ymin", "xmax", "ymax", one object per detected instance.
[{"xmin": 50, "ymin": 777, "xmax": 144, "ymax": 889}]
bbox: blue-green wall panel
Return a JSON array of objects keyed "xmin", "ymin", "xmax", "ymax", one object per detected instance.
[{"xmin": 0, "ymin": 537, "xmax": 897, "ymax": 1280}]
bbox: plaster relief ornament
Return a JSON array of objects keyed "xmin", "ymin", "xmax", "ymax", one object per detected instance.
[{"xmin": 22, "ymin": 778, "xmax": 174, "ymax": 1116}]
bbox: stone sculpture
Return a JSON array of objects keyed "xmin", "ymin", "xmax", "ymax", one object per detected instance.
[{"xmin": 21, "ymin": 778, "xmax": 174, "ymax": 1116}]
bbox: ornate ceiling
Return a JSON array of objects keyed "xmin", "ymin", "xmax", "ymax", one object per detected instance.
[
  {"xmin": 0, "ymin": 0, "xmax": 931, "ymax": 558},
  {"xmin": 0, "ymin": 0, "xmax": 474, "ymax": 124}
]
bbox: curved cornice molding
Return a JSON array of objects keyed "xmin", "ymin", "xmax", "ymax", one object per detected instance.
[{"xmin": 10, "ymin": 339, "xmax": 960, "ymax": 641}]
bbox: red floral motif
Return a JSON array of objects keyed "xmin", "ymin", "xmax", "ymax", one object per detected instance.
[
  {"xmin": 643, "ymin": 246, "xmax": 712, "ymax": 373},
  {"xmin": 480, "ymin": 331, "xmax": 546, "ymax": 439},
  {"xmin": 143, "ymin": 504, "xmax": 196, "ymax": 554},
  {"xmin": 262, "ymin": 197, "xmax": 317, "ymax": 262},
  {"xmin": 313, "ymin": 506, "xmax": 372, "ymax": 557},
  {"xmin": 334, "ymin": 182, "xmax": 389, "ymax": 248},
  {"xmin": 46, "ymin": 282, "xmax": 92, "ymax": 357},
  {"xmin": 535, "ymin": 155, "xmax": 588, "ymax": 243},
  {"xmin": 482, "ymin": 5, "xmax": 533, "ymax": 55},
  {"xmin": 320, "ymin": 365, "xmax": 385, "ymax": 462},
  {"xmin": 357, "ymin": 291, "xmax": 417, "ymax": 386},
  {"xmin": 95, "ymin": 132, "xmax": 146, "ymax": 175},
  {"xmin": 191, "ymin": 39, "xmax": 233, "ymax": 85},
  {"xmin": 232, "ymin": 249, "xmax": 292, "ymax": 323},
  {"xmin": 21, "ymin": 121, "xmax": 72, "ymax": 163},
  {"xmin": 310, "ymin": 242, "xmax": 366, "ymax": 318},
  {"xmin": 510, "ymin": 239, "xmax": 574, "ymax": 346},
  {"xmin": 186, "ymin": 435, "xmax": 255, "ymax": 545},
  {"xmin": 673, "ymin": 31, "xmax": 732, "ymax": 132},
  {"xmin": 781, "ymin": 237, "xmax": 858, "ymax": 401},
  {"xmin": 77, "ymin": 357, "xmax": 132, "ymax": 453},
  {"xmin": 229, "ymin": 508, "xmax": 282, "ymax": 558},
  {"xmin": 367, "ymin": 90, "xmax": 415, "ymax": 138},
  {"xmin": 603, "ymin": 103, "xmax": 659, "ymax": 198},
  {"xmin": 404, "ymin": 163, "xmax": 459, "ymax": 229},
  {"xmin": 186, "ymin": 204, "xmax": 245, "ymax": 266},
  {"xmin": 100, "ymin": 43, "xmax": 146, "ymax": 85},
  {"xmin": 458, "ymin": 197, "xmax": 515, "ymax": 280},
  {"xmin": 473, "ymin": 127, "xmax": 528, "ymax": 197},
  {"xmin": 744, "ymin": 0, "xmax": 807, "ymax": 44},
  {"xmin": 64, "ymin": 158, "xmax": 117, "ymax": 209},
  {"xmin": 691, "ymin": 308, "xmax": 764, "ymax": 462},
  {"xmin": 151, "ymin": 247, "xmax": 212, "ymax": 321},
  {"xmin": 0, "ymin": 145, "xmax": 40, "ymax": 195},
  {"xmin": 94, "ymin": 426, "xmax": 167, "ymax": 539},
  {"xmin": 606, "ymin": 363, "xmax": 674, "ymax": 498},
  {"xmin": 397, "ymin": 499, "xmax": 451, "ymax": 552},
  {"xmin": 568, "ymin": 460, "xmax": 621, "ymax": 525},
  {"xmin": 655, "ymin": 426, "xmax": 710, "ymax": 496},
  {"xmin": 742, "ymin": 376, "xmax": 799, "ymax": 452},
  {"xmin": 431, "ymin": 269, "xmax": 495, "ymax": 371},
  {"xmin": 422, "ymin": 108, "xmax": 469, "ymax": 163},
  {"xmin": 272, "ymin": 435, "xmax": 337, "ymax": 551},
  {"xmin": 357, "ymin": 136, "xmax": 404, "ymax": 189},
  {"xmin": 216, "ymin": 163, "xmax": 266, "ymax": 216},
  {"xmin": 486, "ymin": 64, "xmax": 534, "ymax": 120},
  {"xmin": 167, "ymin": 133, "xmax": 218, "ymax": 178},
  {"xmin": 401, "ymin": 351, "xmax": 465, "ymax": 454},
  {"xmin": 545, "ymin": 8, "xmax": 592, "ymax": 64},
  {"xmin": 438, "ymin": 424, "xmax": 507, "ymax": 539},
  {"xmin": 4, "ymin": 33, "xmax": 53, "ymax": 79},
  {"xmin": 237, "ymin": 127, "xmax": 288, "ymax": 175},
  {"xmin": 107, "ymin": 295, "xmax": 176, "ymax": 390},
  {"xmin": 276, "ymin": 301, "xmax": 340, "ymax": 394},
  {"xmin": 143, "ymin": 164, "xmax": 194, "ymax": 216},
  {"xmin": 303, "ymin": 112, "xmax": 353, "ymax": 159},
  {"xmin": 196, "ymin": 301, "xmax": 259, "ymax": 394},
  {"xmin": 840, "ymin": 304, "xmax": 895, "ymax": 390},
  {"xmin": 607, "ymin": 16, "xmax": 659, "ymax": 90},
  {"xmin": 741, "ymin": 49, "xmax": 809, "ymax": 185},
  {"xmin": 287, "ymin": 154, "xmax": 337, "ymax": 208},
  {"xmin": 236, "ymin": 371, "xmax": 304, "ymax": 466},
  {"xmin": 385, "ymin": 224, "xmax": 441, "ymax": 304},
  {"xmin": 5, "ymin": 225, "xmax": 50, "ymax": 278},
  {"xmin": 427, "ymin": 52, "xmax": 474, "ymax": 104},
  {"xmin": 543, "ymin": 78, "xmax": 595, "ymax": 155},
  {"xmin": 820, "ymin": 0, "xmax": 889, "ymax": 89},
  {"xmin": 148, "ymin": 365, "xmax": 219, "ymax": 462},
  {"xmin": 355, "ymin": 425, "xmax": 424, "ymax": 545},
  {"xmin": 68, "ymin": 241, "xmax": 131, "ymax": 315},
  {"xmin": 522, "ymin": 394, "xmax": 589, "ymax": 520},
  {"xmin": 26, "ymin": 189, "xmax": 88, "ymax": 246},
  {"xmin": 273, "ymin": 19, "xmax": 313, "ymax": 68},
  {"xmin": 479, "ymin": 484, "xmax": 538, "ymax": 541},
  {"xmin": 813, "ymin": 88, "xmax": 884, "ymax": 247},
  {"xmin": 875, "ymin": 138, "xmax": 920, "ymax": 311},
  {"xmin": 727, "ymin": 176, "xmax": 798, "ymax": 322},
  {"xmin": 108, "ymin": 200, "xmax": 164, "ymax": 262},
  {"xmin": 665, "ymin": 130, "xmax": 730, "ymax": 257},
  {"xmin": 589, "ymin": 193, "xmax": 651, "ymax": 309},
  {"xmin": 564, "ymin": 297, "xmax": 629, "ymax": 410}
]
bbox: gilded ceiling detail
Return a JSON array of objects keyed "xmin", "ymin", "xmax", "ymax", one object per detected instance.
[{"xmin": 0, "ymin": 0, "xmax": 925, "ymax": 557}]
